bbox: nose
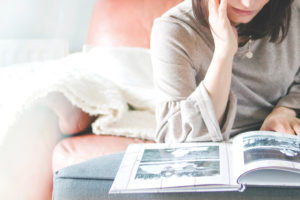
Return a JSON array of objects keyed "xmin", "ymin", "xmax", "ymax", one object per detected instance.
[{"xmin": 240, "ymin": 0, "xmax": 255, "ymax": 8}]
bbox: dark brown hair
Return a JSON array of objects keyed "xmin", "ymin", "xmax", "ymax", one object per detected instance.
[{"xmin": 192, "ymin": 0, "xmax": 294, "ymax": 44}]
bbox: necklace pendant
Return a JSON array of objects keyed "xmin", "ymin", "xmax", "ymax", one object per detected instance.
[{"xmin": 246, "ymin": 51, "xmax": 253, "ymax": 59}]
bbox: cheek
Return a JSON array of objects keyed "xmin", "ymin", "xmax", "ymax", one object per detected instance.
[
  {"xmin": 227, "ymin": 0, "xmax": 237, "ymax": 5},
  {"xmin": 227, "ymin": 0, "xmax": 236, "ymax": 8},
  {"xmin": 258, "ymin": 0, "xmax": 270, "ymax": 10}
]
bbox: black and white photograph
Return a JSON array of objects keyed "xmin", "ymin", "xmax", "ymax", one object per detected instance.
[
  {"xmin": 139, "ymin": 146, "xmax": 219, "ymax": 163},
  {"xmin": 243, "ymin": 134, "xmax": 300, "ymax": 165},
  {"xmin": 135, "ymin": 160, "xmax": 220, "ymax": 180},
  {"xmin": 134, "ymin": 145, "xmax": 220, "ymax": 180}
]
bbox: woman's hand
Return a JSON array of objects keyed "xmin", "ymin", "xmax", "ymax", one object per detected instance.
[
  {"xmin": 260, "ymin": 106, "xmax": 300, "ymax": 135},
  {"xmin": 208, "ymin": 0, "xmax": 238, "ymax": 57}
]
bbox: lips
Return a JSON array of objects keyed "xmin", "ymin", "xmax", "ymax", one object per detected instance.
[{"xmin": 232, "ymin": 7, "xmax": 255, "ymax": 16}]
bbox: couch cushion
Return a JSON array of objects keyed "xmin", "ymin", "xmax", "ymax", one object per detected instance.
[
  {"xmin": 53, "ymin": 152, "xmax": 300, "ymax": 200},
  {"xmin": 52, "ymin": 134, "xmax": 153, "ymax": 173}
]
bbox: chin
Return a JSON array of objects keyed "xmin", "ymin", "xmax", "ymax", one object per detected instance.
[{"xmin": 231, "ymin": 17, "xmax": 253, "ymax": 25}]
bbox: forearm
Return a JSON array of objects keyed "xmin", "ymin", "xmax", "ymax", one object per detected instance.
[
  {"xmin": 203, "ymin": 51, "xmax": 234, "ymax": 124},
  {"xmin": 205, "ymin": 0, "xmax": 237, "ymax": 125}
]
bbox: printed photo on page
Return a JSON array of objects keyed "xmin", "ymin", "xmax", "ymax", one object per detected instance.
[{"xmin": 126, "ymin": 143, "xmax": 230, "ymax": 190}]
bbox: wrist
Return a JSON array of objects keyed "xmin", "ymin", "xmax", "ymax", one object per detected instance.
[
  {"xmin": 214, "ymin": 48, "xmax": 236, "ymax": 60},
  {"xmin": 273, "ymin": 106, "xmax": 297, "ymax": 117},
  {"xmin": 213, "ymin": 50, "xmax": 235, "ymax": 65}
]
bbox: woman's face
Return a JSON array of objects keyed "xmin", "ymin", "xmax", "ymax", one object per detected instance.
[{"xmin": 226, "ymin": 0, "xmax": 270, "ymax": 25}]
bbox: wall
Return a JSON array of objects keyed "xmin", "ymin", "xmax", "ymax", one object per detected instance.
[{"xmin": 0, "ymin": 0, "xmax": 98, "ymax": 53}]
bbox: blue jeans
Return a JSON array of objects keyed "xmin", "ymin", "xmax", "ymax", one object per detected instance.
[{"xmin": 52, "ymin": 152, "xmax": 300, "ymax": 200}]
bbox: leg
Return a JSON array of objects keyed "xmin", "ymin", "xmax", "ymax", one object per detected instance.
[{"xmin": 41, "ymin": 92, "xmax": 96, "ymax": 135}]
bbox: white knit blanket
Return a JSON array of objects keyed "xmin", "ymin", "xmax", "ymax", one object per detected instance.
[{"xmin": 0, "ymin": 47, "xmax": 157, "ymax": 144}]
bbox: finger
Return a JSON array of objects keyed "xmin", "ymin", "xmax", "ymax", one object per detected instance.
[
  {"xmin": 284, "ymin": 127, "xmax": 295, "ymax": 135},
  {"xmin": 260, "ymin": 119, "xmax": 277, "ymax": 132},
  {"xmin": 293, "ymin": 123, "xmax": 300, "ymax": 136},
  {"xmin": 272, "ymin": 123, "xmax": 295, "ymax": 135},
  {"xmin": 280, "ymin": 125, "xmax": 295, "ymax": 135},
  {"xmin": 209, "ymin": 0, "xmax": 219, "ymax": 16},
  {"xmin": 260, "ymin": 121, "xmax": 271, "ymax": 131},
  {"xmin": 219, "ymin": 0, "xmax": 228, "ymax": 18},
  {"xmin": 260, "ymin": 125, "xmax": 273, "ymax": 131}
]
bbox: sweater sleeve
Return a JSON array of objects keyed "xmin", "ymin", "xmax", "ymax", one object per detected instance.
[
  {"xmin": 150, "ymin": 18, "xmax": 237, "ymax": 143},
  {"xmin": 276, "ymin": 67, "xmax": 300, "ymax": 111}
]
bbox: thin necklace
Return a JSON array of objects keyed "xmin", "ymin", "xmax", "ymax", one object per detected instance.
[{"xmin": 245, "ymin": 36, "xmax": 253, "ymax": 59}]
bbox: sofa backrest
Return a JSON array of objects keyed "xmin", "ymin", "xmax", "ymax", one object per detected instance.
[{"xmin": 86, "ymin": 0, "xmax": 182, "ymax": 48}]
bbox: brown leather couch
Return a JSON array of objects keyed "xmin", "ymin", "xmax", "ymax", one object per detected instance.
[{"xmin": 50, "ymin": 0, "xmax": 180, "ymax": 199}]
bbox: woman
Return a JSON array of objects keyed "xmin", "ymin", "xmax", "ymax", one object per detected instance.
[
  {"xmin": 151, "ymin": 0, "xmax": 300, "ymax": 143},
  {"xmin": 52, "ymin": 0, "xmax": 300, "ymax": 199}
]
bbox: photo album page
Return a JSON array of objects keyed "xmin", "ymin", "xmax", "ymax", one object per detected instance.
[
  {"xmin": 110, "ymin": 142, "xmax": 241, "ymax": 193},
  {"xmin": 231, "ymin": 131, "xmax": 300, "ymax": 186}
]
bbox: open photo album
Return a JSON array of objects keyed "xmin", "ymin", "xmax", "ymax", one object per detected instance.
[{"xmin": 110, "ymin": 131, "xmax": 300, "ymax": 193}]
